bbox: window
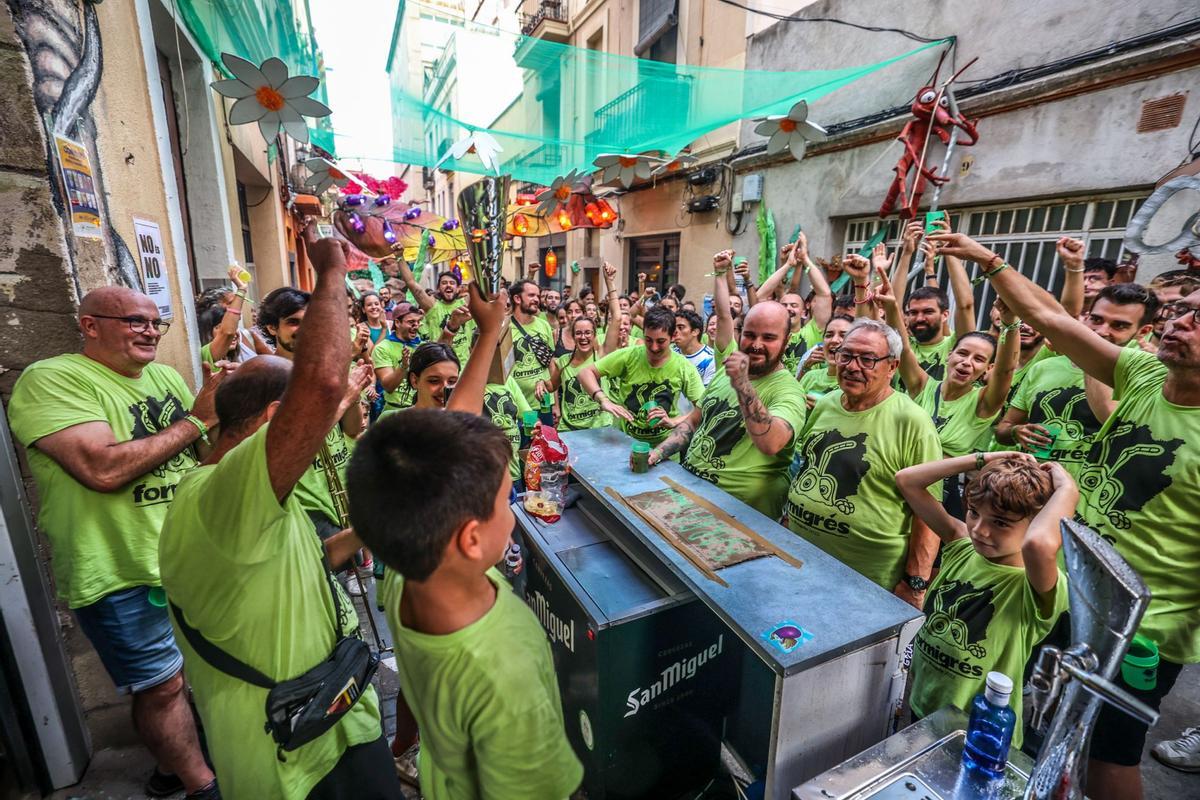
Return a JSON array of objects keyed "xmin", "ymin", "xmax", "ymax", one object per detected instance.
[
  {"xmin": 628, "ymin": 233, "xmax": 680, "ymax": 292},
  {"xmin": 236, "ymin": 181, "xmax": 254, "ymax": 266},
  {"xmin": 843, "ymin": 194, "xmax": 1147, "ymax": 328}
]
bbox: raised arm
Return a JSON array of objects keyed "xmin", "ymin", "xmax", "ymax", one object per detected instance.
[
  {"xmin": 1057, "ymin": 236, "xmax": 1086, "ymax": 319},
  {"xmin": 209, "ymin": 266, "xmax": 249, "ymax": 360},
  {"xmin": 978, "ymin": 300, "xmax": 1021, "ymax": 418},
  {"xmin": 712, "ymin": 250, "xmax": 736, "ymax": 354},
  {"xmin": 876, "ymin": 270, "xmax": 928, "ymax": 396},
  {"xmin": 800, "ymin": 234, "xmax": 833, "ymax": 330},
  {"xmin": 446, "ymin": 285, "xmax": 507, "ymax": 415},
  {"xmin": 895, "ymin": 454, "xmax": 979, "ymax": 542},
  {"xmin": 1024, "ymin": 462, "xmax": 1077, "ymax": 598},
  {"xmin": 264, "ymin": 227, "xmax": 353, "ymax": 501},
  {"xmin": 842, "ymin": 254, "xmax": 875, "ymax": 320},
  {"xmin": 929, "ymin": 231, "xmax": 1123, "ymax": 386},
  {"xmin": 737, "ymin": 259, "xmax": 759, "ymax": 307},
  {"xmin": 889, "ymin": 221, "xmax": 924, "ymax": 297},
  {"xmin": 395, "ymin": 258, "xmax": 435, "ymax": 312},
  {"xmin": 601, "ymin": 262, "xmax": 620, "ymax": 356}
]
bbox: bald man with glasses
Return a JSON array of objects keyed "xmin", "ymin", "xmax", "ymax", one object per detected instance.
[{"xmin": 9, "ymin": 286, "xmax": 228, "ymax": 798}]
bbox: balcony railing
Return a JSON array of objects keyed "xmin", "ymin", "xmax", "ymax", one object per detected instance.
[
  {"xmin": 520, "ymin": 1, "xmax": 569, "ymax": 36},
  {"xmin": 588, "ymin": 76, "xmax": 692, "ymax": 149}
]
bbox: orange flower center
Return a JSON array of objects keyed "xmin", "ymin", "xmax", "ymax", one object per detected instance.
[
  {"xmin": 778, "ymin": 118, "xmax": 797, "ymax": 133},
  {"xmin": 555, "ymin": 185, "xmax": 571, "ymax": 201},
  {"xmin": 255, "ymin": 85, "xmax": 286, "ymax": 112},
  {"xmin": 618, "ymin": 156, "xmax": 638, "ymax": 168}
]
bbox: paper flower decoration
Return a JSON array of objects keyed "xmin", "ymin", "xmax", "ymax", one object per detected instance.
[
  {"xmin": 593, "ymin": 153, "xmax": 663, "ymax": 189},
  {"xmin": 753, "ymin": 100, "xmax": 828, "ymax": 161},
  {"xmin": 535, "ymin": 169, "xmax": 588, "ymax": 216},
  {"xmin": 436, "ymin": 130, "xmax": 504, "ymax": 174},
  {"xmin": 303, "ymin": 157, "xmax": 350, "ymax": 195},
  {"xmin": 211, "ymin": 54, "xmax": 331, "ymax": 143},
  {"xmin": 652, "ymin": 152, "xmax": 698, "ymax": 177}
]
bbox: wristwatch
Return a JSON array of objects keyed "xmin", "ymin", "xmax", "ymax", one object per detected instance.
[{"xmin": 904, "ymin": 573, "xmax": 929, "ymax": 592}]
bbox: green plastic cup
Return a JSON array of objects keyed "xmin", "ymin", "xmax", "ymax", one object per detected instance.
[
  {"xmin": 630, "ymin": 441, "xmax": 651, "ymax": 474},
  {"xmin": 1030, "ymin": 422, "xmax": 1062, "ymax": 461},
  {"xmin": 1121, "ymin": 634, "xmax": 1159, "ymax": 691},
  {"xmin": 521, "ymin": 410, "xmax": 538, "ymax": 429},
  {"xmin": 147, "ymin": 587, "xmax": 167, "ymax": 608}
]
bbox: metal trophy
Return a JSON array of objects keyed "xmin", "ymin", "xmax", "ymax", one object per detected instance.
[{"xmin": 457, "ymin": 175, "xmax": 515, "ymax": 382}]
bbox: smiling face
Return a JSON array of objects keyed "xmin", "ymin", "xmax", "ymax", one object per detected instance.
[
  {"xmin": 781, "ymin": 293, "xmax": 805, "ymax": 330},
  {"xmin": 905, "ymin": 298, "xmax": 947, "ymax": 344},
  {"xmin": 437, "ymin": 274, "xmax": 459, "ymax": 302},
  {"xmin": 79, "ymin": 290, "xmax": 165, "ymax": 373},
  {"xmin": 362, "ymin": 294, "xmax": 384, "ymax": 323},
  {"xmin": 573, "ymin": 318, "xmax": 596, "ymax": 353},
  {"xmin": 836, "ymin": 328, "xmax": 896, "ymax": 401},
  {"xmin": 643, "ymin": 324, "xmax": 673, "ymax": 366},
  {"xmin": 1084, "ymin": 297, "xmax": 1148, "ymax": 346},
  {"xmin": 396, "ymin": 310, "xmax": 423, "ymax": 340},
  {"xmin": 823, "ymin": 316, "xmax": 852, "ymax": 354},
  {"xmin": 945, "ymin": 335, "xmax": 996, "ymax": 386},
  {"xmin": 739, "ymin": 303, "xmax": 789, "ymax": 377},
  {"xmin": 412, "ymin": 360, "xmax": 460, "ymax": 408}
]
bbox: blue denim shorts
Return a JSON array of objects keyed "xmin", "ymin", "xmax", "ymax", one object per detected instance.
[{"xmin": 73, "ymin": 586, "xmax": 184, "ymax": 695}]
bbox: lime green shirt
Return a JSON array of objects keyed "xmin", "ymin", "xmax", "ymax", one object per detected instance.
[
  {"xmin": 158, "ymin": 425, "xmax": 381, "ymax": 798},
  {"xmin": 292, "ymin": 425, "xmax": 352, "ymax": 528},
  {"xmin": 1009, "ymin": 355, "xmax": 1103, "ymax": 478},
  {"xmin": 9, "ymin": 354, "xmax": 198, "ymax": 608},
  {"xmin": 556, "ymin": 352, "xmax": 611, "ymax": 431},
  {"xmin": 371, "ymin": 337, "xmax": 420, "ymax": 410},
  {"xmin": 782, "ymin": 320, "xmax": 823, "ymax": 377},
  {"xmin": 987, "ymin": 344, "xmax": 1054, "ymax": 451},
  {"xmin": 510, "ymin": 314, "xmax": 555, "ymax": 406},
  {"xmin": 914, "ymin": 380, "xmax": 999, "ymax": 458},
  {"xmin": 785, "ymin": 390, "xmax": 942, "ymax": 588},
  {"xmin": 910, "ymin": 538, "xmax": 1067, "ymax": 748},
  {"xmin": 1077, "ymin": 348, "xmax": 1199, "ymax": 662},
  {"xmin": 420, "ymin": 298, "xmax": 474, "ymax": 364},
  {"xmin": 383, "ymin": 571, "xmax": 583, "ymax": 800},
  {"xmin": 484, "ymin": 376, "xmax": 533, "ymax": 481},
  {"xmin": 797, "ymin": 366, "xmax": 838, "ymax": 396},
  {"xmin": 712, "ymin": 339, "xmax": 737, "ymax": 371},
  {"xmin": 594, "ymin": 346, "xmax": 705, "ymax": 446},
  {"xmin": 909, "ymin": 335, "xmax": 957, "ymax": 383},
  {"xmin": 683, "ymin": 367, "xmax": 807, "ymax": 518}
]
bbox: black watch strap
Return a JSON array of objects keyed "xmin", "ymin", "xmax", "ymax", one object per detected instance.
[{"xmin": 905, "ymin": 573, "xmax": 929, "ymax": 591}]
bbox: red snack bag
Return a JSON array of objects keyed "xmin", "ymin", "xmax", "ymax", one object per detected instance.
[{"xmin": 524, "ymin": 424, "xmax": 569, "ymax": 523}]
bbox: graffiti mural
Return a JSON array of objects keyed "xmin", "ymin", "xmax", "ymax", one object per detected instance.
[{"xmin": 7, "ymin": 0, "xmax": 144, "ymax": 293}]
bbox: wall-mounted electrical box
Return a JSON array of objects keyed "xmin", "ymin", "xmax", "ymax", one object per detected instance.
[{"xmin": 742, "ymin": 173, "xmax": 764, "ymax": 203}]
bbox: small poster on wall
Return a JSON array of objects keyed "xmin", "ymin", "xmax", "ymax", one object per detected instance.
[
  {"xmin": 53, "ymin": 135, "xmax": 102, "ymax": 238},
  {"xmin": 132, "ymin": 217, "xmax": 174, "ymax": 320}
]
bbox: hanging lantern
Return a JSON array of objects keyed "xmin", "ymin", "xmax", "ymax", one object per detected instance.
[
  {"xmin": 347, "ymin": 212, "xmax": 365, "ymax": 234},
  {"xmin": 404, "ymin": 207, "xmax": 422, "ymax": 221},
  {"xmin": 373, "ymin": 194, "xmax": 391, "ymax": 207},
  {"xmin": 545, "ymin": 249, "xmax": 559, "ymax": 277},
  {"xmin": 382, "ymin": 220, "xmax": 397, "ymax": 245},
  {"xmin": 584, "ymin": 202, "xmax": 599, "ymax": 221},
  {"xmin": 516, "ymin": 193, "xmax": 538, "ymax": 206},
  {"xmin": 514, "ymin": 214, "xmax": 530, "ymax": 235},
  {"xmin": 557, "ymin": 210, "xmax": 572, "ymax": 230},
  {"xmin": 442, "ymin": 219, "xmax": 460, "ymax": 231},
  {"xmin": 343, "ymin": 194, "xmax": 367, "ymax": 207},
  {"xmin": 596, "ymin": 199, "xmax": 616, "ymax": 223}
]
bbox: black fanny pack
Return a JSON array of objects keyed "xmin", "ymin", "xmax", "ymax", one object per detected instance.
[
  {"xmin": 169, "ymin": 567, "xmax": 378, "ymax": 759},
  {"xmin": 512, "ymin": 317, "xmax": 554, "ymax": 368}
]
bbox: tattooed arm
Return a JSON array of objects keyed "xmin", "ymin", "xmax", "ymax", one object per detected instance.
[
  {"xmin": 648, "ymin": 409, "xmax": 701, "ymax": 466},
  {"xmin": 726, "ymin": 351, "xmax": 795, "ymax": 455}
]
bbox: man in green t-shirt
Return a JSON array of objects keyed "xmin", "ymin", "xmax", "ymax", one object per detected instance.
[
  {"xmin": 399, "ymin": 263, "xmax": 475, "ymax": 363},
  {"xmin": 347, "ymin": 410, "xmax": 583, "ymax": 800},
  {"xmin": 653, "ymin": 302, "xmax": 807, "ymax": 519},
  {"xmin": 579, "ymin": 306, "xmax": 705, "ymax": 447},
  {"xmin": 159, "ymin": 230, "xmax": 395, "ymax": 799},
  {"xmin": 931, "ymin": 228, "xmax": 1200, "ymax": 800},
  {"xmin": 783, "ymin": 319, "xmax": 942, "ymax": 606},
  {"xmin": 9, "ymin": 286, "xmax": 220, "ymax": 797},
  {"xmin": 508, "ymin": 279, "xmax": 555, "ymax": 406},
  {"xmin": 372, "ymin": 301, "xmax": 424, "ymax": 412}
]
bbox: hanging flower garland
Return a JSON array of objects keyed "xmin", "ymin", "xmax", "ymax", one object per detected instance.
[{"xmin": 211, "ymin": 53, "xmax": 331, "ymax": 143}]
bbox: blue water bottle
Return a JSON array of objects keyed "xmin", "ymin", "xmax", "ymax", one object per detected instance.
[{"xmin": 962, "ymin": 671, "xmax": 1016, "ymax": 778}]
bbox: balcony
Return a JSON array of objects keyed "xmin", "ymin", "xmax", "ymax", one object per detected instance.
[
  {"xmin": 520, "ymin": 1, "xmax": 569, "ymax": 40},
  {"xmin": 587, "ymin": 76, "xmax": 692, "ymax": 153}
]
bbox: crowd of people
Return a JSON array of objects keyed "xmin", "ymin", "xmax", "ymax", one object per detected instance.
[{"xmin": 7, "ymin": 213, "xmax": 1199, "ymax": 799}]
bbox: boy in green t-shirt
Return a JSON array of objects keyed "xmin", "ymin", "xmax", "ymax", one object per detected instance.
[
  {"xmin": 896, "ymin": 452, "xmax": 1074, "ymax": 748},
  {"xmin": 347, "ymin": 410, "xmax": 583, "ymax": 800}
]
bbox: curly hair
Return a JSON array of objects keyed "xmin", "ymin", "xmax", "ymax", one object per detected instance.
[{"xmin": 965, "ymin": 457, "xmax": 1053, "ymax": 520}]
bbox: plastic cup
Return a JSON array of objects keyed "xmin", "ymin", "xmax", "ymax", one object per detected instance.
[
  {"xmin": 236, "ymin": 269, "xmax": 252, "ymax": 285},
  {"xmin": 147, "ymin": 587, "xmax": 167, "ymax": 608},
  {"xmin": 1121, "ymin": 634, "xmax": 1159, "ymax": 691},
  {"xmin": 630, "ymin": 441, "xmax": 651, "ymax": 473},
  {"xmin": 521, "ymin": 410, "xmax": 539, "ymax": 429},
  {"xmin": 1029, "ymin": 423, "xmax": 1062, "ymax": 461}
]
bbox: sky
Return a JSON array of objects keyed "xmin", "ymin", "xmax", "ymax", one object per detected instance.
[{"xmin": 309, "ymin": 0, "xmax": 399, "ymax": 175}]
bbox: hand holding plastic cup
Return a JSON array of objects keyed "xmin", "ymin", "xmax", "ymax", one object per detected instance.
[{"xmin": 1029, "ymin": 422, "xmax": 1062, "ymax": 461}]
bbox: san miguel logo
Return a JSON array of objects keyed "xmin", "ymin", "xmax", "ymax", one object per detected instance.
[
  {"xmin": 624, "ymin": 634, "xmax": 724, "ymax": 718},
  {"xmin": 528, "ymin": 589, "xmax": 575, "ymax": 653}
]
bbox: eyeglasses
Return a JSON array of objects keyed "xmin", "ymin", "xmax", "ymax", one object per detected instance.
[
  {"xmin": 86, "ymin": 314, "xmax": 171, "ymax": 335},
  {"xmin": 836, "ymin": 350, "xmax": 890, "ymax": 369},
  {"xmin": 1161, "ymin": 302, "xmax": 1200, "ymax": 326}
]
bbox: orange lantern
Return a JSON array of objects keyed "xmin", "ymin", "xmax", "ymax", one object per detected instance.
[
  {"xmin": 596, "ymin": 199, "xmax": 616, "ymax": 223},
  {"xmin": 584, "ymin": 202, "xmax": 599, "ymax": 221},
  {"xmin": 545, "ymin": 249, "xmax": 559, "ymax": 277},
  {"xmin": 514, "ymin": 214, "xmax": 530, "ymax": 235},
  {"xmin": 557, "ymin": 210, "xmax": 572, "ymax": 230}
]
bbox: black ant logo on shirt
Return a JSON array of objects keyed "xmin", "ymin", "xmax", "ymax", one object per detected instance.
[
  {"xmin": 128, "ymin": 393, "xmax": 192, "ymax": 478},
  {"xmin": 1077, "ymin": 419, "xmax": 1183, "ymax": 530},
  {"xmin": 793, "ymin": 429, "xmax": 869, "ymax": 514},
  {"xmin": 922, "ymin": 578, "xmax": 995, "ymax": 660}
]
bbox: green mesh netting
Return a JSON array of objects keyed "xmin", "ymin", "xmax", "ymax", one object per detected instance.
[
  {"xmin": 372, "ymin": 15, "xmax": 945, "ymax": 185},
  {"xmin": 176, "ymin": 0, "xmax": 336, "ymax": 154}
]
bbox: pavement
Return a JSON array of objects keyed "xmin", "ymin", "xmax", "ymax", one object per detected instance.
[{"xmin": 37, "ymin": 584, "xmax": 1200, "ymax": 799}]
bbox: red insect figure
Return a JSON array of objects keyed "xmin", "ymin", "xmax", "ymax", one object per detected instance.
[{"xmin": 880, "ymin": 57, "xmax": 979, "ymax": 219}]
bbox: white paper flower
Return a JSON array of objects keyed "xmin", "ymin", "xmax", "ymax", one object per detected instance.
[
  {"xmin": 303, "ymin": 158, "xmax": 350, "ymax": 195},
  {"xmin": 535, "ymin": 169, "xmax": 587, "ymax": 216},
  {"xmin": 753, "ymin": 100, "xmax": 828, "ymax": 161},
  {"xmin": 593, "ymin": 153, "xmax": 663, "ymax": 189},
  {"xmin": 211, "ymin": 53, "xmax": 331, "ymax": 144},
  {"xmin": 436, "ymin": 130, "xmax": 504, "ymax": 174},
  {"xmin": 652, "ymin": 151, "xmax": 698, "ymax": 177}
]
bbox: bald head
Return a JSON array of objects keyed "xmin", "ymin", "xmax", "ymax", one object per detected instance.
[
  {"xmin": 215, "ymin": 356, "xmax": 292, "ymax": 433},
  {"xmin": 740, "ymin": 302, "xmax": 790, "ymax": 376},
  {"xmin": 746, "ymin": 301, "xmax": 790, "ymax": 337},
  {"xmin": 79, "ymin": 286, "xmax": 155, "ymax": 320}
]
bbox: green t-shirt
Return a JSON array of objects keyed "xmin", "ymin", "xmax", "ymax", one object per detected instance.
[
  {"xmin": 484, "ymin": 376, "xmax": 533, "ymax": 480},
  {"xmin": 510, "ymin": 314, "xmax": 555, "ymax": 406},
  {"xmin": 909, "ymin": 538, "xmax": 1067, "ymax": 748},
  {"xmin": 797, "ymin": 366, "xmax": 838, "ymax": 397},
  {"xmin": 371, "ymin": 336, "xmax": 421, "ymax": 410},
  {"xmin": 292, "ymin": 425, "xmax": 352, "ymax": 528},
  {"xmin": 987, "ymin": 344, "xmax": 1054, "ymax": 451},
  {"xmin": 914, "ymin": 380, "xmax": 999, "ymax": 458},
  {"xmin": 158, "ymin": 425, "xmax": 381, "ymax": 798},
  {"xmin": 594, "ymin": 346, "xmax": 705, "ymax": 446},
  {"xmin": 782, "ymin": 320, "xmax": 823, "ymax": 377},
  {"xmin": 556, "ymin": 352, "xmax": 611, "ymax": 431},
  {"xmin": 383, "ymin": 571, "xmax": 583, "ymax": 800},
  {"xmin": 1077, "ymin": 348, "xmax": 1199, "ymax": 663},
  {"xmin": 683, "ymin": 367, "xmax": 807, "ymax": 519},
  {"xmin": 784, "ymin": 390, "xmax": 942, "ymax": 589},
  {"xmin": 420, "ymin": 298, "xmax": 475, "ymax": 364},
  {"xmin": 1010, "ymin": 355, "xmax": 1103, "ymax": 478},
  {"xmin": 712, "ymin": 338, "xmax": 737, "ymax": 371},
  {"xmin": 9, "ymin": 354, "xmax": 198, "ymax": 608},
  {"xmin": 909, "ymin": 335, "xmax": 957, "ymax": 383}
]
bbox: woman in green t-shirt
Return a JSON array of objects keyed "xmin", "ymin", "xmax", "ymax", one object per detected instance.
[
  {"xmin": 797, "ymin": 314, "xmax": 854, "ymax": 409},
  {"xmin": 538, "ymin": 317, "xmax": 612, "ymax": 431}
]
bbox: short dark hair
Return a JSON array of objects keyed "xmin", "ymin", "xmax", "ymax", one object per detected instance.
[
  {"xmin": 957, "ymin": 330, "xmax": 998, "ymax": 360},
  {"xmin": 196, "ymin": 304, "xmax": 225, "ymax": 348},
  {"xmin": 257, "ymin": 287, "xmax": 310, "ymax": 345},
  {"xmin": 667, "ymin": 283, "xmax": 686, "ymax": 300},
  {"xmin": 215, "ymin": 361, "xmax": 290, "ymax": 432},
  {"xmin": 407, "ymin": 342, "xmax": 459, "ymax": 380},
  {"xmin": 905, "ymin": 286, "xmax": 949, "ymax": 312},
  {"xmin": 676, "ymin": 308, "xmax": 703, "ymax": 333},
  {"xmin": 509, "ymin": 279, "xmax": 537, "ymax": 298},
  {"xmin": 1095, "ymin": 282, "xmax": 1160, "ymax": 326},
  {"xmin": 833, "ymin": 295, "xmax": 855, "ymax": 312},
  {"xmin": 437, "ymin": 270, "xmax": 461, "ymax": 285},
  {"xmin": 1084, "ymin": 258, "xmax": 1117, "ymax": 279},
  {"xmin": 347, "ymin": 410, "xmax": 512, "ymax": 581},
  {"xmin": 643, "ymin": 306, "xmax": 676, "ymax": 335}
]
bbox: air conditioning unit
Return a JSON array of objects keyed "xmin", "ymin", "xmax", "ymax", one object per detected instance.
[{"xmin": 686, "ymin": 195, "xmax": 720, "ymax": 213}]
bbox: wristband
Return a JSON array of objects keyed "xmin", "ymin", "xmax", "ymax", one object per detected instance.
[
  {"xmin": 591, "ymin": 388, "xmax": 605, "ymax": 401},
  {"xmin": 223, "ymin": 306, "xmax": 241, "ymax": 316},
  {"xmin": 853, "ymin": 283, "xmax": 870, "ymax": 289},
  {"xmin": 184, "ymin": 414, "xmax": 210, "ymax": 445},
  {"xmin": 973, "ymin": 261, "xmax": 1011, "ymax": 286},
  {"xmin": 853, "ymin": 291, "xmax": 875, "ymax": 305},
  {"xmin": 975, "ymin": 451, "xmax": 986, "ymax": 471},
  {"xmin": 1000, "ymin": 318, "xmax": 1022, "ymax": 334},
  {"xmin": 1064, "ymin": 265, "xmax": 1085, "ymax": 273}
]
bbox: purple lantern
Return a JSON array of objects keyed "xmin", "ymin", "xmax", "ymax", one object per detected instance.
[
  {"xmin": 347, "ymin": 212, "xmax": 365, "ymax": 234},
  {"xmin": 382, "ymin": 220, "xmax": 397, "ymax": 245},
  {"xmin": 442, "ymin": 219, "xmax": 460, "ymax": 231}
]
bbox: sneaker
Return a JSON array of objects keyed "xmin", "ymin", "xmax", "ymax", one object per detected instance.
[
  {"xmin": 346, "ymin": 573, "xmax": 371, "ymax": 597},
  {"xmin": 394, "ymin": 742, "xmax": 420, "ymax": 788},
  {"xmin": 145, "ymin": 769, "xmax": 184, "ymax": 797},
  {"xmin": 1152, "ymin": 726, "xmax": 1200, "ymax": 773}
]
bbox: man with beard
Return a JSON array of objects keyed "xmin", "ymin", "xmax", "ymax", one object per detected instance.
[
  {"xmin": 508, "ymin": 279, "xmax": 555, "ymax": 406},
  {"xmin": 579, "ymin": 306, "xmax": 704, "ymax": 447},
  {"xmin": 995, "ymin": 282, "xmax": 1159, "ymax": 479},
  {"xmin": 651, "ymin": 274, "xmax": 806, "ymax": 519},
  {"xmin": 784, "ymin": 319, "xmax": 942, "ymax": 608},
  {"xmin": 397, "ymin": 264, "xmax": 475, "ymax": 364},
  {"xmin": 372, "ymin": 301, "xmax": 424, "ymax": 413},
  {"xmin": 541, "ymin": 287, "xmax": 561, "ymax": 318},
  {"xmin": 1146, "ymin": 270, "xmax": 1200, "ymax": 350},
  {"xmin": 931, "ymin": 228, "xmax": 1200, "ymax": 800}
]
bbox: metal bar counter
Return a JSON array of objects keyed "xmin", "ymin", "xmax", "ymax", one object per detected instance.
[{"xmin": 516, "ymin": 427, "xmax": 924, "ymax": 800}]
